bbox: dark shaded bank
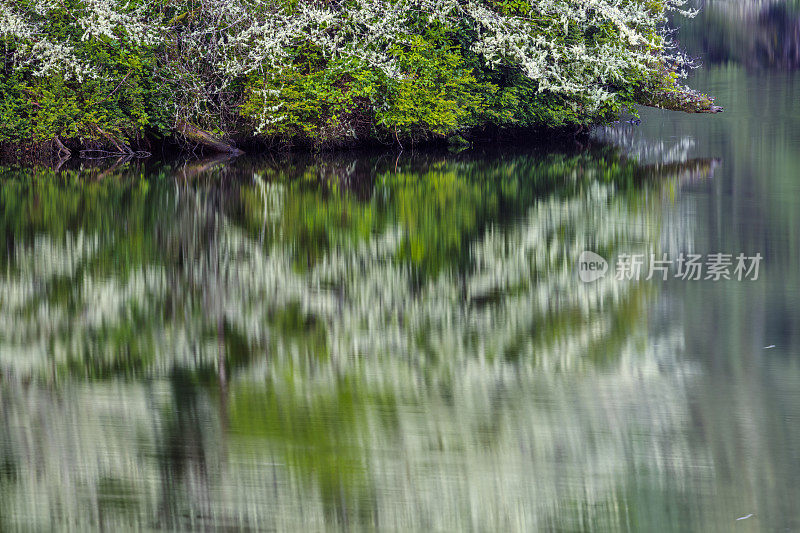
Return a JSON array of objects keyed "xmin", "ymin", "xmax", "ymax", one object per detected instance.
[
  {"xmin": 1, "ymin": 125, "xmax": 584, "ymax": 167},
  {"xmin": 1, "ymin": 109, "xmax": 724, "ymax": 167}
]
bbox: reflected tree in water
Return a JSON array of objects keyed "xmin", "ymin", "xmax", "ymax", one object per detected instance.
[{"xmin": 0, "ymin": 147, "xmax": 717, "ymax": 530}]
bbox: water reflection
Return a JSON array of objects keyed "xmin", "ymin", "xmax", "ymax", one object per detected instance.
[
  {"xmin": 619, "ymin": 1, "xmax": 800, "ymax": 528},
  {"xmin": 5, "ymin": 1, "xmax": 800, "ymax": 527},
  {"xmin": 0, "ymin": 147, "xmax": 716, "ymax": 529},
  {"xmin": 0, "ymin": 149, "xmax": 706, "ymax": 379},
  {"xmin": 681, "ymin": 0, "xmax": 800, "ymax": 69}
]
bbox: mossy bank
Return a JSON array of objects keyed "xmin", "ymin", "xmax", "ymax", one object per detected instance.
[{"xmin": 1, "ymin": 0, "xmax": 720, "ymax": 159}]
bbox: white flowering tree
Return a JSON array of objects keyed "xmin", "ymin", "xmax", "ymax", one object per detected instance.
[{"xmin": 0, "ymin": 0, "xmax": 719, "ymax": 151}]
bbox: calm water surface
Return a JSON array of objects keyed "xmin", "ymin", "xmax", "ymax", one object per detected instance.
[{"xmin": 2, "ymin": 4, "xmax": 800, "ymax": 531}]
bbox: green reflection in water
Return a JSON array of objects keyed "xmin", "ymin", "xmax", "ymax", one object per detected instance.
[
  {"xmin": 0, "ymin": 146, "xmax": 713, "ymax": 530},
  {"xmin": 229, "ymin": 380, "xmax": 398, "ymax": 527}
]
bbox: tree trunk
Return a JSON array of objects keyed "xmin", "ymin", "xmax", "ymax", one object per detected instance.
[{"xmin": 176, "ymin": 121, "xmax": 244, "ymax": 155}]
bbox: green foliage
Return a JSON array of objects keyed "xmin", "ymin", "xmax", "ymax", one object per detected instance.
[
  {"xmin": 0, "ymin": 0, "xmax": 172, "ymax": 146},
  {"xmin": 376, "ymin": 37, "xmax": 490, "ymax": 137},
  {"xmin": 242, "ymin": 40, "xmax": 493, "ymax": 145},
  {"xmin": 0, "ymin": 0, "xmax": 695, "ymax": 149},
  {"xmin": 242, "ymin": 64, "xmax": 385, "ymax": 144},
  {"xmin": 238, "ymin": 11, "xmax": 638, "ymax": 146}
]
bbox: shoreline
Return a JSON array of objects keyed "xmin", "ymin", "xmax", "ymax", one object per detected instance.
[
  {"xmin": 0, "ymin": 84, "xmax": 722, "ymax": 167},
  {"xmin": 0, "ymin": 125, "xmax": 596, "ymax": 167}
]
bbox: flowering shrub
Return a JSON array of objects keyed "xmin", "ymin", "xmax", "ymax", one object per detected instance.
[{"xmin": 0, "ymin": 0, "xmax": 697, "ymax": 149}]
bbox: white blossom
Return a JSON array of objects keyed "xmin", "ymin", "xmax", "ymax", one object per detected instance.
[{"xmin": 1, "ymin": 0, "xmax": 696, "ymax": 121}]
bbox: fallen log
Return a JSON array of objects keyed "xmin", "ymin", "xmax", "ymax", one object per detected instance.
[{"xmin": 176, "ymin": 121, "xmax": 244, "ymax": 155}]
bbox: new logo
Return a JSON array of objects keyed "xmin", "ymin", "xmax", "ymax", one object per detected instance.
[{"xmin": 577, "ymin": 251, "xmax": 608, "ymax": 283}]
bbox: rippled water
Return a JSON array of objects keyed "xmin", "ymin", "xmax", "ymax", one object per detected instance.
[{"xmin": 3, "ymin": 3, "xmax": 800, "ymax": 531}]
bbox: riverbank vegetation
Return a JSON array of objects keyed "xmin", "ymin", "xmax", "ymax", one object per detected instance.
[{"xmin": 1, "ymin": 0, "xmax": 720, "ymax": 157}]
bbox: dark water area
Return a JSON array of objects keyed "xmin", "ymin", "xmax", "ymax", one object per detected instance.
[{"xmin": 2, "ymin": 2, "xmax": 800, "ymax": 531}]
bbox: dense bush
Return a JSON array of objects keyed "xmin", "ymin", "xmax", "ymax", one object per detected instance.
[{"xmin": 0, "ymin": 0, "xmax": 697, "ymax": 149}]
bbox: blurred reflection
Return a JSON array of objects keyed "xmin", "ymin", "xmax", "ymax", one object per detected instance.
[
  {"xmin": 0, "ymin": 149, "xmax": 703, "ymax": 379},
  {"xmin": 681, "ymin": 0, "xmax": 800, "ymax": 69},
  {"xmin": 0, "ymin": 146, "xmax": 717, "ymax": 530},
  {"xmin": 595, "ymin": 0, "xmax": 800, "ymax": 527},
  {"xmin": 5, "ymin": 1, "xmax": 800, "ymax": 525}
]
